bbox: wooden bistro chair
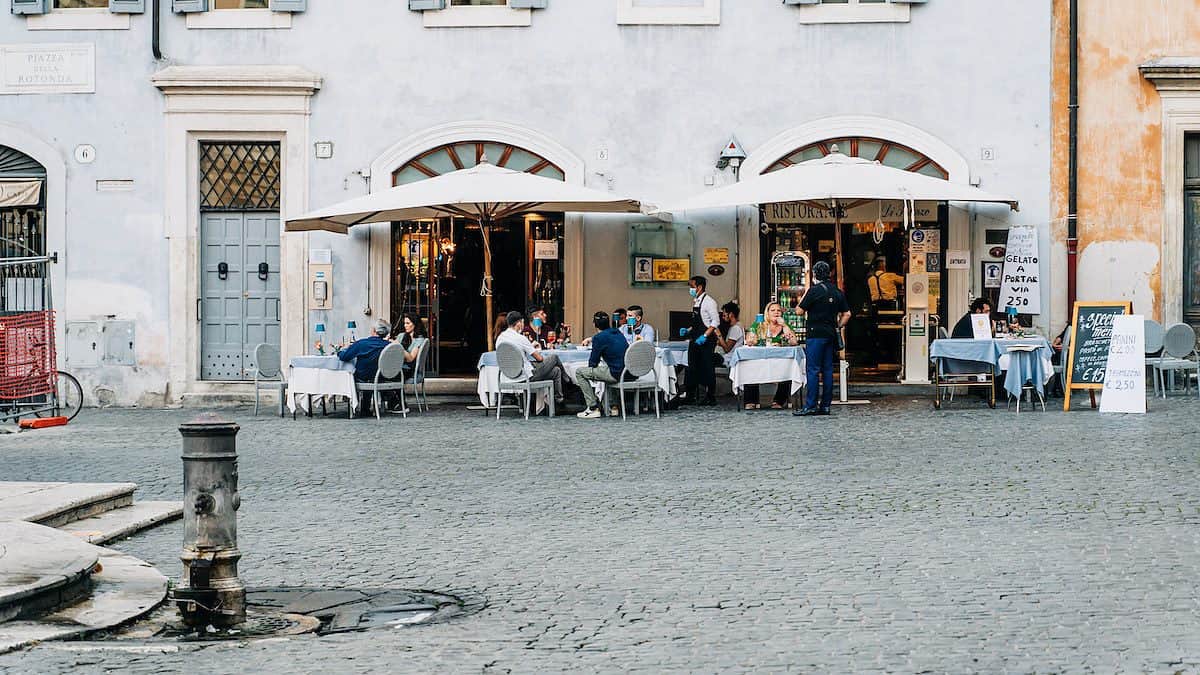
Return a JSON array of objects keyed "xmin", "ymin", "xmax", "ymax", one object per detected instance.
[
  {"xmin": 252, "ymin": 343, "xmax": 287, "ymax": 417},
  {"xmin": 496, "ymin": 342, "xmax": 555, "ymax": 420},
  {"xmin": 354, "ymin": 343, "xmax": 409, "ymax": 420},
  {"xmin": 605, "ymin": 340, "xmax": 661, "ymax": 420}
]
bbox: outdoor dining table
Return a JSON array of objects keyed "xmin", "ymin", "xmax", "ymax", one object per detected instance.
[
  {"xmin": 476, "ymin": 345, "xmax": 680, "ymax": 411},
  {"xmin": 929, "ymin": 337, "xmax": 1054, "ymax": 400},
  {"xmin": 288, "ymin": 355, "xmax": 357, "ymax": 416},
  {"xmin": 726, "ymin": 346, "xmax": 807, "ymax": 404}
]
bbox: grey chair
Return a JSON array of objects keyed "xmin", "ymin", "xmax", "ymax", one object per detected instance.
[
  {"xmin": 1052, "ymin": 326, "xmax": 1071, "ymax": 393},
  {"xmin": 252, "ymin": 343, "xmax": 287, "ymax": 417},
  {"xmin": 605, "ymin": 340, "xmax": 661, "ymax": 420},
  {"xmin": 1144, "ymin": 319, "xmax": 1166, "ymax": 396},
  {"xmin": 496, "ymin": 342, "xmax": 555, "ymax": 420},
  {"xmin": 354, "ymin": 343, "xmax": 408, "ymax": 420},
  {"xmin": 1154, "ymin": 323, "xmax": 1200, "ymax": 398},
  {"xmin": 404, "ymin": 337, "xmax": 430, "ymax": 413}
]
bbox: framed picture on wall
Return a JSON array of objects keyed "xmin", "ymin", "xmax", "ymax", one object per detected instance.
[{"xmin": 982, "ymin": 261, "xmax": 1003, "ymax": 289}]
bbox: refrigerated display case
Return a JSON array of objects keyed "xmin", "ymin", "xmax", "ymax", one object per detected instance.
[{"xmin": 770, "ymin": 251, "xmax": 811, "ymax": 338}]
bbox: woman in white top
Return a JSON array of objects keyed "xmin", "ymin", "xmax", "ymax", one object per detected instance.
[{"xmin": 743, "ymin": 301, "xmax": 798, "ymax": 410}]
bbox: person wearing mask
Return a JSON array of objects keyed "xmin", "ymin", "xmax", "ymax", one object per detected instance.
[
  {"xmin": 681, "ymin": 275, "xmax": 720, "ymax": 406},
  {"xmin": 744, "ymin": 301, "xmax": 798, "ymax": 410},
  {"xmin": 951, "ymin": 297, "xmax": 994, "ymax": 338},
  {"xmin": 867, "ymin": 257, "xmax": 905, "ymax": 311},
  {"xmin": 522, "ymin": 304, "xmax": 550, "ymax": 346},
  {"xmin": 620, "ymin": 304, "xmax": 656, "ymax": 344},
  {"xmin": 575, "ymin": 311, "xmax": 628, "ymax": 419},
  {"xmin": 496, "ymin": 311, "xmax": 565, "ymax": 406},
  {"xmin": 793, "ymin": 261, "xmax": 850, "ymax": 417}
]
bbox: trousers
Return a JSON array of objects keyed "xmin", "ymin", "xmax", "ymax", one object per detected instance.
[
  {"xmin": 574, "ymin": 365, "xmax": 618, "ymax": 408},
  {"xmin": 804, "ymin": 337, "xmax": 836, "ymax": 411},
  {"xmin": 531, "ymin": 353, "xmax": 564, "ymax": 400}
]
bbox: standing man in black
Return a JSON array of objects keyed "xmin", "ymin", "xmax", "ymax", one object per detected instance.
[
  {"xmin": 683, "ymin": 275, "xmax": 720, "ymax": 406},
  {"xmin": 794, "ymin": 261, "xmax": 851, "ymax": 417}
]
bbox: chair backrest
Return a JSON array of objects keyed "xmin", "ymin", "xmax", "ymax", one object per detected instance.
[
  {"xmin": 409, "ymin": 337, "xmax": 429, "ymax": 383},
  {"xmin": 1163, "ymin": 323, "xmax": 1198, "ymax": 359},
  {"xmin": 937, "ymin": 326, "xmax": 949, "ymax": 340},
  {"xmin": 496, "ymin": 343, "xmax": 527, "ymax": 381},
  {"xmin": 253, "ymin": 343, "xmax": 281, "ymax": 378},
  {"xmin": 377, "ymin": 343, "xmax": 407, "ymax": 380},
  {"xmin": 623, "ymin": 340, "xmax": 656, "ymax": 378},
  {"xmin": 1144, "ymin": 319, "xmax": 1165, "ymax": 354}
]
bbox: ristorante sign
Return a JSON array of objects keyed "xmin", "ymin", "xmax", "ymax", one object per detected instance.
[{"xmin": 763, "ymin": 200, "xmax": 939, "ymax": 224}]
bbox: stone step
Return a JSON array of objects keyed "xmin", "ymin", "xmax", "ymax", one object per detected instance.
[
  {"xmin": 58, "ymin": 501, "xmax": 183, "ymax": 546},
  {"xmin": 0, "ymin": 482, "xmax": 137, "ymax": 528},
  {"xmin": 0, "ymin": 546, "xmax": 167, "ymax": 654},
  {"xmin": 0, "ymin": 522, "xmax": 99, "ymax": 624}
]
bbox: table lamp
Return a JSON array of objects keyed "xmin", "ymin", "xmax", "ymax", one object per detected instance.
[
  {"xmin": 314, "ymin": 323, "xmax": 326, "ymax": 355},
  {"xmin": 347, "ymin": 320, "xmax": 357, "ymax": 342}
]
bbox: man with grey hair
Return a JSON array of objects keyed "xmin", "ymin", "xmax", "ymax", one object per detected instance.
[{"xmin": 337, "ymin": 320, "xmax": 394, "ymax": 384}]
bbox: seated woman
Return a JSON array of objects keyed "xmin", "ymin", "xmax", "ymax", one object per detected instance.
[
  {"xmin": 393, "ymin": 313, "xmax": 427, "ymax": 377},
  {"xmin": 743, "ymin": 301, "xmax": 799, "ymax": 410}
]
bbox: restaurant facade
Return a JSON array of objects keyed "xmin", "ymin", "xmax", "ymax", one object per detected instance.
[{"xmin": 0, "ymin": 0, "xmax": 1052, "ymax": 404}]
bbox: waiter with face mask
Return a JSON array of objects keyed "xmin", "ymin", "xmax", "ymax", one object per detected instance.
[{"xmin": 681, "ymin": 275, "xmax": 720, "ymax": 406}]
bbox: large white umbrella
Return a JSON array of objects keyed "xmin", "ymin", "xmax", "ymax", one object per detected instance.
[{"xmin": 286, "ymin": 159, "xmax": 642, "ymax": 349}]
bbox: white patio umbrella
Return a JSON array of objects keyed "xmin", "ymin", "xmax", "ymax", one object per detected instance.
[
  {"xmin": 286, "ymin": 159, "xmax": 642, "ymax": 349},
  {"xmin": 663, "ymin": 150, "xmax": 1018, "ymax": 290}
]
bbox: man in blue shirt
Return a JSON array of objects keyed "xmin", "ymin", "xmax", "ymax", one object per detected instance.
[
  {"xmin": 575, "ymin": 311, "xmax": 627, "ymax": 419},
  {"xmin": 338, "ymin": 320, "xmax": 392, "ymax": 383}
]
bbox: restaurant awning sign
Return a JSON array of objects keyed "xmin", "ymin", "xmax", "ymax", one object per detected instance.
[
  {"xmin": 0, "ymin": 180, "xmax": 41, "ymax": 207},
  {"xmin": 764, "ymin": 200, "xmax": 939, "ymax": 225}
]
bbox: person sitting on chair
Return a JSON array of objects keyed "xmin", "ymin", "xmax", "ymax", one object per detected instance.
[
  {"xmin": 496, "ymin": 311, "xmax": 565, "ymax": 406},
  {"xmin": 394, "ymin": 313, "xmax": 427, "ymax": 378},
  {"xmin": 620, "ymin": 304, "xmax": 656, "ymax": 344},
  {"xmin": 522, "ymin": 304, "xmax": 550, "ymax": 346},
  {"xmin": 951, "ymin": 297, "xmax": 993, "ymax": 338},
  {"xmin": 575, "ymin": 311, "xmax": 628, "ymax": 419},
  {"xmin": 338, "ymin": 320, "xmax": 395, "ymax": 414},
  {"xmin": 744, "ymin": 301, "xmax": 798, "ymax": 410}
]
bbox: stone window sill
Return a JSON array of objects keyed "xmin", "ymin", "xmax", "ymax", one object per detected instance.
[
  {"xmin": 422, "ymin": 5, "xmax": 531, "ymax": 28},
  {"xmin": 616, "ymin": 0, "xmax": 720, "ymax": 25},
  {"xmin": 26, "ymin": 9, "xmax": 130, "ymax": 31},
  {"xmin": 186, "ymin": 9, "xmax": 293, "ymax": 30},
  {"xmin": 796, "ymin": 4, "xmax": 909, "ymax": 24}
]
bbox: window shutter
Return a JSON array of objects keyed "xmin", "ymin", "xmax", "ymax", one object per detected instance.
[
  {"xmin": 782, "ymin": 0, "xmax": 820, "ymax": 5},
  {"xmin": 110, "ymin": 0, "xmax": 145, "ymax": 12},
  {"xmin": 510, "ymin": 0, "xmax": 547, "ymax": 8},
  {"xmin": 11, "ymin": 0, "xmax": 50, "ymax": 14},
  {"xmin": 408, "ymin": 0, "xmax": 445, "ymax": 9},
  {"xmin": 269, "ymin": 0, "xmax": 306, "ymax": 10},
  {"xmin": 172, "ymin": 0, "xmax": 207, "ymax": 12}
]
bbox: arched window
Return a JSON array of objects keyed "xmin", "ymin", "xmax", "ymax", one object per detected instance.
[
  {"xmin": 392, "ymin": 141, "xmax": 565, "ymax": 186},
  {"xmin": 1, "ymin": 144, "xmax": 47, "ymax": 258},
  {"xmin": 763, "ymin": 136, "xmax": 949, "ymax": 180}
]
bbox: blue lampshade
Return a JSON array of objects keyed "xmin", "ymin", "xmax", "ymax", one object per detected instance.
[
  {"xmin": 347, "ymin": 321, "xmax": 357, "ymax": 329},
  {"xmin": 315, "ymin": 323, "xmax": 326, "ymax": 333}
]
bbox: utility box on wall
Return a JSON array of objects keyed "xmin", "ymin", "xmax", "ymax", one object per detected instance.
[
  {"xmin": 65, "ymin": 321, "xmax": 101, "ymax": 368},
  {"xmin": 102, "ymin": 321, "xmax": 136, "ymax": 366},
  {"xmin": 64, "ymin": 320, "xmax": 136, "ymax": 367}
]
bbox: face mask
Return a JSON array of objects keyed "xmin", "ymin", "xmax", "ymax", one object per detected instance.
[
  {"xmin": 689, "ymin": 288, "xmax": 698, "ymax": 298},
  {"xmin": 531, "ymin": 318, "xmax": 543, "ymax": 329},
  {"xmin": 627, "ymin": 316, "xmax": 637, "ymax": 327}
]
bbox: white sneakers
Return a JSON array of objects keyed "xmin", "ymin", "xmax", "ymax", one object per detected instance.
[{"xmin": 576, "ymin": 408, "xmax": 602, "ymax": 419}]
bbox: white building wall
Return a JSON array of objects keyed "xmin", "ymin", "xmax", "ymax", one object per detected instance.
[{"xmin": 0, "ymin": 0, "xmax": 1052, "ymax": 404}]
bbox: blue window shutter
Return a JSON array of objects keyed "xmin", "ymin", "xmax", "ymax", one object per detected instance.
[
  {"xmin": 109, "ymin": 0, "xmax": 145, "ymax": 12},
  {"xmin": 510, "ymin": 0, "xmax": 547, "ymax": 8},
  {"xmin": 269, "ymin": 0, "xmax": 306, "ymax": 10},
  {"xmin": 782, "ymin": 0, "xmax": 820, "ymax": 5},
  {"xmin": 172, "ymin": 0, "xmax": 207, "ymax": 12},
  {"xmin": 408, "ymin": 0, "xmax": 445, "ymax": 9},
  {"xmin": 11, "ymin": 0, "xmax": 50, "ymax": 14}
]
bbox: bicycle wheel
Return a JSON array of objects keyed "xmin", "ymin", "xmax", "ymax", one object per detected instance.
[{"xmin": 33, "ymin": 371, "xmax": 83, "ymax": 421}]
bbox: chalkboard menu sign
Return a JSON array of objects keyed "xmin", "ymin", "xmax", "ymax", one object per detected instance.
[{"xmin": 1063, "ymin": 301, "xmax": 1132, "ymax": 410}]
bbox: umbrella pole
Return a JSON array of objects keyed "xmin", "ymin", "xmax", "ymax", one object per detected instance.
[
  {"xmin": 481, "ymin": 218, "xmax": 495, "ymax": 352},
  {"xmin": 833, "ymin": 199, "xmax": 846, "ymax": 292}
]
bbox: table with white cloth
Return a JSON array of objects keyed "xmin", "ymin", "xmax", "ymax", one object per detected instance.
[
  {"xmin": 287, "ymin": 355, "xmax": 358, "ymax": 415},
  {"xmin": 928, "ymin": 337, "xmax": 1054, "ymax": 399},
  {"xmin": 476, "ymin": 346, "xmax": 679, "ymax": 411},
  {"xmin": 726, "ymin": 346, "xmax": 807, "ymax": 397}
]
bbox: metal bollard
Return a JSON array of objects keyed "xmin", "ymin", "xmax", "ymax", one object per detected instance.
[{"xmin": 173, "ymin": 414, "xmax": 245, "ymax": 628}]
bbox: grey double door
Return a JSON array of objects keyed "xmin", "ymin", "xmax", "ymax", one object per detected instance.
[{"xmin": 200, "ymin": 212, "xmax": 281, "ymax": 380}]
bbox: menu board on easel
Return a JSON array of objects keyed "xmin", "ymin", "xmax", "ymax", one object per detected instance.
[{"xmin": 1063, "ymin": 300, "xmax": 1132, "ymax": 411}]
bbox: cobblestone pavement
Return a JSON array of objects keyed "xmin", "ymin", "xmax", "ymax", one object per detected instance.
[{"xmin": 2, "ymin": 394, "xmax": 1199, "ymax": 673}]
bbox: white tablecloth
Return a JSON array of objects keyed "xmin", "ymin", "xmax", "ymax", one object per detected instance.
[
  {"xmin": 728, "ymin": 347, "xmax": 807, "ymax": 395},
  {"xmin": 477, "ymin": 348, "xmax": 678, "ymax": 410},
  {"xmin": 288, "ymin": 355, "xmax": 358, "ymax": 414}
]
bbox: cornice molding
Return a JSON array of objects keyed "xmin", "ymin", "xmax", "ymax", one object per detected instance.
[{"xmin": 152, "ymin": 65, "xmax": 322, "ymax": 98}]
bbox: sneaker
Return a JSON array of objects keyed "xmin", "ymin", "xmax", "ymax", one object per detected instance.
[
  {"xmin": 576, "ymin": 407, "xmax": 602, "ymax": 419},
  {"xmin": 792, "ymin": 407, "xmax": 820, "ymax": 417}
]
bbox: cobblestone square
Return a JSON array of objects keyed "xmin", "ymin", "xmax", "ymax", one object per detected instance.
[{"xmin": 1, "ymin": 397, "xmax": 1199, "ymax": 673}]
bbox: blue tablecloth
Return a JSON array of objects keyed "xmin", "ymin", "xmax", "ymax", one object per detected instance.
[
  {"xmin": 290, "ymin": 355, "xmax": 355, "ymax": 372},
  {"xmin": 726, "ymin": 346, "xmax": 805, "ymax": 370},
  {"xmin": 929, "ymin": 338, "xmax": 1053, "ymax": 398}
]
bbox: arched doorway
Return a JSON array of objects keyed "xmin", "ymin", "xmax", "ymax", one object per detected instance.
[
  {"xmin": 390, "ymin": 141, "xmax": 567, "ymax": 374},
  {"xmin": 758, "ymin": 137, "xmax": 949, "ymax": 382},
  {"xmin": 0, "ymin": 144, "xmax": 49, "ymax": 314}
]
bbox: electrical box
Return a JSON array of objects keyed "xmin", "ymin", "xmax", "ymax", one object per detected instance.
[
  {"xmin": 65, "ymin": 321, "xmax": 101, "ymax": 368},
  {"xmin": 102, "ymin": 321, "xmax": 136, "ymax": 366},
  {"xmin": 309, "ymin": 249, "xmax": 334, "ymax": 311}
]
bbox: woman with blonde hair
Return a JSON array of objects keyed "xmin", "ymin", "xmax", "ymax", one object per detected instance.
[{"xmin": 743, "ymin": 301, "xmax": 798, "ymax": 409}]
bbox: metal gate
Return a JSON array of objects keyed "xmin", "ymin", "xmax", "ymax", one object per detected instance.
[{"xmin": 198, "ymin": 142, "xmax": 281, "ymax": 381}]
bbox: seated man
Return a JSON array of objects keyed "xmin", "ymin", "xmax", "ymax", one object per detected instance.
[
  {"xmin": 496, "ymin": 310, "xmax": 565, "ymax": 405},
  {"xmin": 522, "ymin": 303, "xmax": 549, "ymax": 346},
  {"xmin": 716, "ymin": 301, "xmax": 745, "ymax": 366},
  {"xmin": 951, "ymin": 297, "xmax": 993, "ymax": 338},
  {"xmin": 338, "ymin": 320, "xmax": 398, "ymax": 413},
  {"xmin": 575, "ymin": 311, "xmax": 628, "ymax": 419},
  {"xmin": 620, "ymin": 304, "xmax": 656, "ymax": 344}
]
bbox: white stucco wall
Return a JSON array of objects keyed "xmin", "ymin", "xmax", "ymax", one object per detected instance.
[{"xmin": 0, "ymin": 0, "xmax": 1051, "ymax": 403}]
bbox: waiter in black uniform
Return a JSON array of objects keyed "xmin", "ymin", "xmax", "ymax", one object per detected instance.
[{"xmin": 683, "ymin": 275, "xmax": 720, "ymax": 406}]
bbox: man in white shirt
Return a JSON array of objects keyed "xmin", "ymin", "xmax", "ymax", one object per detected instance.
[
  {"xmin": 717, "ymin": 301, "xmax": 745, "ymax": 367},
  {"xmin": 620, "ymin": 304, "xmax": 656, "ymax": 344},
  {"xmin": 682, "ymin": 275, "xmax": 721, "ymax": 405},
  {"xmin": 496, "ymin": 311, "xmax": 565, "ymax": 403}
]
